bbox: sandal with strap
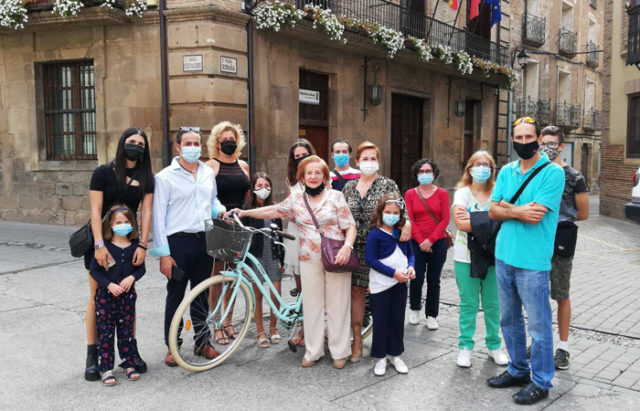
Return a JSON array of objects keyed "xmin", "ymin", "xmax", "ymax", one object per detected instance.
[
  {"xmin": 101, "ymin": 371, "xmax": 117, "ymax": 386},
  {"xmin": 269, "ymin": 328, "xmax": 281, "ymax": 344},
  {"xmin": 257, "ymin": 333, "xmax": 270, "ymax": 348},
  {"xmin": 123, "ymin": 367, "xmax": 140, "ymax": 381},
  {"xmin": 223, "ymin": 324, "xmax": 238, "ymax": 340},
  {"xmin": 214, "ymin": 328, "xmax": 230, "ymax": 345}
]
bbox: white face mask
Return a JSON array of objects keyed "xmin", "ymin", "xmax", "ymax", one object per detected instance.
[
  {"xmin": 254, "ymin": 187, "xmax": 271, "ymax": 200},
  {"xmin": 359, "ymin": 161, "xmax": 379, "ymax": 176}
]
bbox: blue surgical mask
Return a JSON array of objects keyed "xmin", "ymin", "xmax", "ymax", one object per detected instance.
[
  {"xmin": 333, "ymin": 153, "xmax": 349, "ymax": 168},
  {"xmin": 418, "ymin": 173, "xmax": 434, "ymax": 186},
  {"xmin": 470, "ymin": 166, "xmax": 491, "ymax": 183},
  {"xmin": 181, "ymin": 146, "xmax": 201, "ymax": 163},
  {"xmin": 382, "ymin": 213, "xmax": 400, "ymax": 227},
  {"xmin": 113, "ymin": 223, "xmax": 133, "ymax": 237}
]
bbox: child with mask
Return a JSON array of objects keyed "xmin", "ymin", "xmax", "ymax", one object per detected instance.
[
  {"xmin": 241, "ymin": 172, "xmax": 285, "ymax": 348},
  {"xmin": 90, "ymin": 204, "xmax": 146, "ymax": 386},
  {"xmin": 451, "ymin": 151, "xmax": 509, "ymax": 368},
  {"xmin": 365, "ymin": 193, "xmax": 415, "ymax": 376}
]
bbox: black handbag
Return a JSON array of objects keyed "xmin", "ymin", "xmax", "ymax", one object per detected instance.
[
  {"xmin": 554, "ymin": 220, "xmax": 578, "ymax": 258},
  {"xmin": 69, "ymin": 171, "xmax": 136, "ymax": 257}
]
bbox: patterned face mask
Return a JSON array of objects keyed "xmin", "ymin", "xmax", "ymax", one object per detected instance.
[{"xmin": 539, "ymin": 144, "xmax": 560, "ymax": 161}]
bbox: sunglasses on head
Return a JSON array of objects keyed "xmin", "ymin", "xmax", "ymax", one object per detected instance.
[
  {"xmin": 178, "ymin": 126, "xmax": 201, "ymax": 134},
  {"xmin": 512, "ymin": 117, "xmax": 537, "ymax": 126},
  {"xmin": 385, "ymin": 198, "xmax": 405, "ymax": 209}
]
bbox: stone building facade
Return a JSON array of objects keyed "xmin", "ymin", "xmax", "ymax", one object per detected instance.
[
  {"xmin": 508, "ymin": 0, "xmax": 604, "ymax": 189},
  {"xmin": 0, "ymin": 0, "xmax": 514, "ymax": 224},
  {"xmin": 599, "ymin": 0, "xmax": 640, "ymax": 219}
]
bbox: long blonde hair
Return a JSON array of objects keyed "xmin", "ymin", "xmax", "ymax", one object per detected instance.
[
  {"xmin": 207, "ymin": 121, "xmax": 246, "ymax": 159},
  {"xmin": 456, "ymin": 150, "xmax": 496, "ymax": 192}
]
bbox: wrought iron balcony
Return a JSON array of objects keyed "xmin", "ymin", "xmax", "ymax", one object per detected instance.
[
  {"xmin": 25, "ymin": 0, "xmax": 124, "ymax": 11},
  {"xmin": 555, "ymin": 102, "xmax": 582, "ymax": 128},
  {"xmin": 629, "ymin": 5, "xmax": 640, "ymax": 67},
  {"xmin": 583, "ymin": 109, "xmax": 601, "ymax": 131},
  {"xmin": 292, "ymin": 0, "xmax": 509, "ymax": 66},
  {"xmin": 586, "ymin": 40, "xmax": 599, "ymax": 67},
  {"xmin": 522, "ymin": 13, "xmax": 545, "ymax": 47},
  {"xmin": 515, "ymin": 97, "xmax": 551, "ymax": 126},
  {"xmin": 558, "ymin": 27, "xmax": 577, "ymax": 56}
]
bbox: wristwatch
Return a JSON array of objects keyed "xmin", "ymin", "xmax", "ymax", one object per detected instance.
[{"xmin": 94, "ymin": 243, "xmax": 105, "ymax": 250}]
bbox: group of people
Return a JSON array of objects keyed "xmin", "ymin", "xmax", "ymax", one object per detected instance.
[{"xmin": 80, "ymin": 117, "xmax": 588, "ymax": 406}]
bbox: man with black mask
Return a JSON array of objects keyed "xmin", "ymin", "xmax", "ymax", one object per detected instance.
[{"xmin": 486, "ymin": 117, "xmax": 565, "ymax": 405}]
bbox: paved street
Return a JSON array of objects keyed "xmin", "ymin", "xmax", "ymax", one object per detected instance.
[{"xmin": 1, "ymin": 195, "xmax": 639, "ymax": 410}]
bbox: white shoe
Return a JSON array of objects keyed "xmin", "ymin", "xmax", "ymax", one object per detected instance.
[
  {"xmin": 373, "ymin": 358, "xmax": 387, "ymax": 376},
  {"xmin": 456, "ymin": 348, "xmax": 471, "ymax": 368},
  {"xmin": 389, "ymin": 356, "xmax": 409, "ymax": 374},
  {"xmin": 409, "ymin": 310, "xmax": 420, "ymax": 325},
  {"xmin": 488, "ymin": 349, "xmax": 509, "ymax": 366},
  {"xmin": 426, "ymin": 316, "xmax": 439, "ymax": 330}
]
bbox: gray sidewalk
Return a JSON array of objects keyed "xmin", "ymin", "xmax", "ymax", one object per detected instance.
[{"xmin": 1, "ymin": 196, "xmax": 639, "ymax": 410}]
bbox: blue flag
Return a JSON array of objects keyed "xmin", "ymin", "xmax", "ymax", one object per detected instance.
[{"xmin": 489, "ymin": 0, "xmax": 502, "ymax": 26}]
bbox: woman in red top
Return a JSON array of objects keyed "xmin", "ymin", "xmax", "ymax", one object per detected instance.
[{"xmin": 405, "ymin": 158, "xmax": 450, "ymax": 330}]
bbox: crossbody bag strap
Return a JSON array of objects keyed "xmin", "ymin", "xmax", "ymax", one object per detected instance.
[
  {"xmin": 302, "ymin": 194, "xmax": 322, "ymax": 235},
  {"xmin": 415, "ymin": 187, "xmax": 440, "ymax": 225},
  {"xmin": 332, "ymin": 169, "xmax": 344, "ymax": 181},
  {"xmin": 507, "ymin": 161, "xmax": 551, "ymax": 204}
]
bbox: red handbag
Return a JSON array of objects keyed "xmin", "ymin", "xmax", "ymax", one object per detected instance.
[{"xmin": 303, "ymin": 194, "xmax": 360, "ymax": 273}]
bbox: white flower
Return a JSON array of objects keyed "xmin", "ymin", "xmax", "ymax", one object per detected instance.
[
  {"xmin": 254, "ymin": 0, "xmax": 303, "ymax": 31},
  {"xmin": 0, "ymin": 0, "xmax": 28, "ymax": 29},
  {"xmin": 124, "ymin": 0, "xmax": 147, "ymax": 18},
  {"xmin": 52, "ymin": 0, "xmax": 84, "ymax": 18},
  {"xmin": 368, "ymin": 26, "xmax": 405, "ymax": 58},
  {"xmin": 408, "ymin": 36, "xmax": 432, "ymax": 62}
]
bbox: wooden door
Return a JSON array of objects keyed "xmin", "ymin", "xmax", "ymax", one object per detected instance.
[
  {"xmin": 463, "ymin": 101, "xmax": 476, "ymax": 166},
  {"xmin": 581, "ymin": 143, "xmax": 589, "ymax": 189},
  {"xmin": 391, "ymin": 94, "xmax": 424, "ymax": 193},
  {"xmin": 299, "ymin": 70, "xmax": 329, "ymax": 161}
]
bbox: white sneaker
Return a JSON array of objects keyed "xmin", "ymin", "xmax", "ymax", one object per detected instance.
[
  {"xmin": 409, "ymin": 310, "xmax": 420, "ymax": 325},
  {"xmin": 456, "ymin": 348, "xmax": 471, "ymax": 368},
  {"xmin": 373, "ymin": 358, "xmax": 387, "ymax": 376},
  {"xmin": 389, "ymin": 356, "xmax": 409, "ymax": 374},
  {"xmin": 426, "ymin": 316, "xmax": 439, "ymax": 330},
  {"xmin": 488, "ymin": 349, "xmax": 509, "ymax": 366}
]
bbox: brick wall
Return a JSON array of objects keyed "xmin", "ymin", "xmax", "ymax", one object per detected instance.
[{"xmin": 600, "ymin": 145, "xmax": 637, "ymax": 219}]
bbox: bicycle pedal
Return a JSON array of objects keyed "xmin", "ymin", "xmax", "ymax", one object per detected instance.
[{"xmin": 289, "ymin": 287, "xmax": 300, "ymax": 297}]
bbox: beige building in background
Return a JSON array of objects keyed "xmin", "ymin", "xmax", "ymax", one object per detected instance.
[
  {"xmin": 508, "ymin": 0, "xmax": 604, "ymax": 189},
  {"xmin": 0, "ymin": 0, "xmax": 514, "ymax": 224}
]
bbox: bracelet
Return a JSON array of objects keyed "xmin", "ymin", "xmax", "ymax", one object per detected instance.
[
  {"xmin": 344, "ymin": 242, "xmax": 354, "ymax": 250},
  {"xmin": 94, "ymin": 239, "xmax": 104, "ymax": 246},
  {"xmin": 137, "ymin": 244, "xmax": 148, "ymax": 250},
  {"xmin": 139, "ymin": 241, "xmax": 148, "ymax": 247}
]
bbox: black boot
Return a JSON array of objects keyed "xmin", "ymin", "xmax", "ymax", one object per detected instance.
[
  {"xmin": 84, "ymin": 344, "xmax": 100, "ymax": 381},
  {"xmin": 133, "ymin": 339, "xmax": 147, "ymax": 374}
]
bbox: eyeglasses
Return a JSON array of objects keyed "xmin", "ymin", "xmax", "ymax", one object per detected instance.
[
  {"xmin": 541, "ymin": 142, "xmax": 559, "ymax": 148},
  {"xmin": 417, "ymin": 170, "xmax": 433, "ymax": 175},
  {"xmin": 473, "ymin": 162, "xmax": 492, "ymax": 168},
  {"xmin": 512, "ymin": 117, "xmax": 537, "ymax": 126},
  {"xmin": 385, "ymin": 198, "xmax": 405, "ymax": 209}
]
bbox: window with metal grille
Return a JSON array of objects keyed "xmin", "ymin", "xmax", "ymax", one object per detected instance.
[
  {"xmin": 628, "ymin": 94, "xmax": 640, "ymax": 159},
  {"xmin": 43, "ymin": 60, "xmax": 96, "ymax": 160}
]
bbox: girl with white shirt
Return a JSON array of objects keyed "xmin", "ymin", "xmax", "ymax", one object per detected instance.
[{"xmin": 365, "ymin": 193, "xmax": 415, "ymax": 376}]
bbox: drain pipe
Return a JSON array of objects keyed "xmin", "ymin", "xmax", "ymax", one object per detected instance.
[
  {"xmin": 159, "ymin": 0, "xmax": 171, "ymax": 167},
  {"xmin": 247, "ymin": 17, "xmax": 256, "ymax": 173}
]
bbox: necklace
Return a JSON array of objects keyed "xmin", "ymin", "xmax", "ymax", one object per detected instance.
[{"xmin": 180, "ymin": 162, "xmax": 198, "ymax": 174}]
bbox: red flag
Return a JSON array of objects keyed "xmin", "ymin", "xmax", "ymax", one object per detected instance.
[
  {"xmin": 449, "ymin": 0, "xmax": 458, "ymax": 10},
  {"xmin": 469, "ymin": 0, "xmax": 481, "ymax": 20}
]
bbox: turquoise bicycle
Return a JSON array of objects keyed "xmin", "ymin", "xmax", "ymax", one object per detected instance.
[{"xmin": 168, "ymin": 215, "xmax": 372, "ymax": 372}]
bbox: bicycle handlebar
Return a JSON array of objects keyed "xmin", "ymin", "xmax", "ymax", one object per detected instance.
[{"xmin": 229, "ymin": 212, "xmax": 296, "ymax": 241}]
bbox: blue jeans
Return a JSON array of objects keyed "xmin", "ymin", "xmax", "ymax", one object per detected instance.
[{"xmin": 495, "ymin": 259, "xmax": 554, "ymax": 390}]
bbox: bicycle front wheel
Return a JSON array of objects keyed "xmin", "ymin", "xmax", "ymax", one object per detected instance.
[{"xmin": 168, "ymin": 275, "xmax": 253, "ymax": 372}]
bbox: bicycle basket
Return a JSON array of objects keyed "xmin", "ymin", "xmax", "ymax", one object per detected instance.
[{"xmin": 205, "ymin": 218, "xmax": 254, "ymax": 262}]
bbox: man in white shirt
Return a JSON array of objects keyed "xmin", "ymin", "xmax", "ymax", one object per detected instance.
[{"xmin": 152, "ymin": 127, "xmax": 225, "ymax": 366}]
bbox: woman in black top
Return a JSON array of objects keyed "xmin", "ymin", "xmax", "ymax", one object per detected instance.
[
  {"xmin": 205, "ymin": 121, "xmax": 251, "ymax": 344},
  {"xmin": 84, "ymin": 128, "xmax": 154, "ymax": 381}
]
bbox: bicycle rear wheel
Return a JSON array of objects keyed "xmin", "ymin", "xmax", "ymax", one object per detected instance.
[{"xmin": 168, "ymin": 275, "xmax": 253, "ymax": 372}]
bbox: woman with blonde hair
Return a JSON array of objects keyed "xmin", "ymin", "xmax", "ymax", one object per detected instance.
[
  {"xmin": 451, "ymin": 150, "xmax": 508, "ymax": 368},
  {"xmin": 205, "ymin": 121, "xmax": 250, "ymax": 344},
  {"xmin": 226, "ymin": 156, "xmax": 357, "ymax": 369}
]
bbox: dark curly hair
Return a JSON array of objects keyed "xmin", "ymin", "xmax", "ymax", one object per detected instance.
[{"xmin": 411, "ymin": 158, "xmax": 440, "ymax": 180}]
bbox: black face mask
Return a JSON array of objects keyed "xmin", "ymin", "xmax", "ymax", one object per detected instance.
[
  {"xmin": 220, "ymin": 140, "xmax": 237, "ymax": 156},
  {"xmin": 124, "ymin": 144, "xmax": 145, "ymax": 161},
  {"xmin": 293, "ymin": 155, "xmax": 309, "ymax": 168},
  {"xmin": 305, "ymin": 184, "xmax": 325, "ymax": 197},
  {"xmin": 513, "ymin": 140, "xmax": 539, "ymax": 160}
]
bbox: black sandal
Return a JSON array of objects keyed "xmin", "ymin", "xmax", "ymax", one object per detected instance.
[
  {"xmin": 214, "ymin": 328, "xmax": 230, "ymax": 345},
  {"xmin": 223, "ymin": 324, "xmax": 238, "ymax": 340},
  {"xmin": 101, "ymin": 371, "xmax": 117, "ymax": 386},
  {"xmin": 123, "ymin": 367, "xmax": 140, "ymax": 381}
]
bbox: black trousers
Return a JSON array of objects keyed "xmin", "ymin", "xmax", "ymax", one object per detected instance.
[
  {"xmin": 370, "ymin": 282, "xmax": 407, "ymax": 359},
  {"xmin": 409, "ymin": 238, "xmax": 448, "ymax": 317},
  {"xmin": 164, "ymin": 233, "xmax": 213, "ymax": 347}
]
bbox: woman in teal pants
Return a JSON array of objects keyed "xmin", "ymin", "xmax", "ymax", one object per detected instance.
[{"xmin": 452, "ymin": 150, "xmax": 508, "ymax": 368}]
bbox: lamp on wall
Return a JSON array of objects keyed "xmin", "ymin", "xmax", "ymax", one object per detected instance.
[
  {"xmin": 511, "ymin": 48, "xmax": 530, "ymax": 70},
  {"xmin": 454, "ymin": 99, "xmax": 466, "ymax": 117},
  {"xmin": 368, "ymin": 82, "xmax": 383, "ymax": 106}
]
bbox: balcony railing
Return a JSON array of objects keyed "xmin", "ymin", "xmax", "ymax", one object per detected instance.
[
  {"xmin": 522, "ymin": 13, "xmax": 546, "ymax": 46},
  {"xmin": 515, "ymin": 97, "xmax": 551, "ymax": 126},
  {"xmin": 555, "ymin": 102, "xmax": 582, "ymax": 128},
  {"xmin": 629, "ymin": 5, "xmax": 640, "ymax": 66},
  {"xmin": 583, "ymin": 109, "xmax": 601, "ymax": 131},
  {"xmin": 293, "ymin": 0, "xmax": 509, "ymax": 66},
  {"xmin": 558, "ymin": 27, "xmax": 577, "ymax": 56},
  {"xmin": 25, "ymin": 0, "xmax": 123, "ymax": 11},
  {"xmin": 586, "ymin": 40, "xmax": 599, "ymax": 67}
]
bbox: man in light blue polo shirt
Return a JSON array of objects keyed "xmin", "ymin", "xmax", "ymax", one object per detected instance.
[{"xmin": 486, "ymin": 117, "xmax": 565, "ymax": 405}]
